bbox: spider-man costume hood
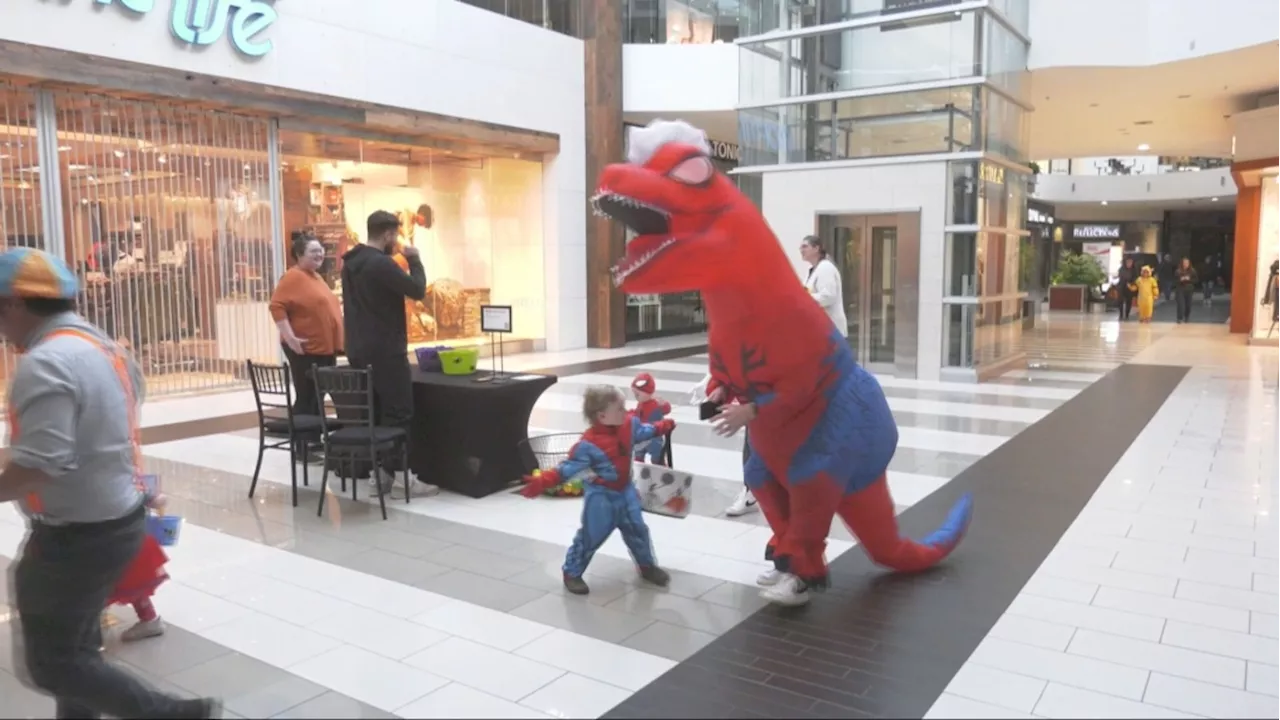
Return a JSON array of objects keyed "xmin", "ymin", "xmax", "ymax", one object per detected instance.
[{"xmin": 593, "ymin": 120, "xmax": 972, "ymax": 590}]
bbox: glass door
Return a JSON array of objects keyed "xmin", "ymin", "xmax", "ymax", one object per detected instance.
[
  {"xmin": 818, "ymin": 213, "xmax": 901, "ymax": 373},
  {"xmin": 867, "ymin": 223, "xmax": 898, "ymax": 366}
]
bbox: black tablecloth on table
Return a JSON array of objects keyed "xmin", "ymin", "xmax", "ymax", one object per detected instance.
[{"xmin": 408, "ymin": 370, "xmax": 557, "ymax": 498}]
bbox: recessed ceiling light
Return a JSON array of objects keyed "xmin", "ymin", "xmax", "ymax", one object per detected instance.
[
  {"xmin": 1211, "ymin": 197, "xmax": 1219, "ymax": 202},
  {"xmin": 1137, "ymin": 144, "xmax": 1150, "ymax": 151},
  {"xmin": 1101, "ymin": 200, "xmax": 1109, "ymax": 206}
]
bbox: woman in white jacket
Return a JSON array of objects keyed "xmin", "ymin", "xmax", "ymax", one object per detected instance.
[{"xmin": 800, "ymin": 235, "xmax": 848, "ymax": 337}]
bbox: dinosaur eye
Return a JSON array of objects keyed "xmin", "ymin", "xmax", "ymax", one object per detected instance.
[{"xmin": 667, "ymin": 155, "xmax": 714, "ymax": 186}]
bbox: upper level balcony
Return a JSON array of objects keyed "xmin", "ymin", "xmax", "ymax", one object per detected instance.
[{"xmin": 1031, "ymin": 156, "xmax": 1237, "ymax": 205}]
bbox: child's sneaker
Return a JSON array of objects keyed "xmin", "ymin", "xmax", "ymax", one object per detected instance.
[
  {"xmin": 563, "ymin": 575, "xmax": 590, "ymax": 595},
  {"xmin": 121, "ymin": 617, "xmax": 166, "ymax": 642},
  {"xmin": 639, "ymin": 566, "xmax": 670, "ymax": 587}
]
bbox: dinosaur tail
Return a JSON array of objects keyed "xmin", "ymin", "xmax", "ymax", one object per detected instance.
[{"xmin": 838, "ymin": 475, "xmax": 973, "ymax": 573}]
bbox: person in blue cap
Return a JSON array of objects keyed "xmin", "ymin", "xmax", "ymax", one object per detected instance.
[{"xmin": 0, "ymin": 248, "xmax": 221, "ymax": 719}]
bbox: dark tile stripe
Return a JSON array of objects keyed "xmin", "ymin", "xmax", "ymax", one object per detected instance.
[{"xmin": 604, "ymin": 363, "xmax": 1189, "ymax": 720}]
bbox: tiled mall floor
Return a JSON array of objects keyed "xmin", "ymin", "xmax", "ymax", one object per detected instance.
[{"xmin": 1, "ymin": 316, "xmax": 1276, "ymax": 719}]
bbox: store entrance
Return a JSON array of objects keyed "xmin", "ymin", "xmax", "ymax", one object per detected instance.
[{"xmin": 816, "ymin": 212, "xmax": 920, "ymax": 375}]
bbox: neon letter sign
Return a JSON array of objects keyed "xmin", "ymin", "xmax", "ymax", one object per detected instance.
[{"xmin": 94, "ymin": 0, "xmax": 278, "ymax": 58}]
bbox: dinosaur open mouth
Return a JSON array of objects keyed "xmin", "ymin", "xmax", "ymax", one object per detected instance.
[
  {"xmin": 591, "ymin": 192, "xmax": 671, "ymax": 236},
  {"xmin": 612, "ymin": 236, "xmax": 677, "ymax": 287}
]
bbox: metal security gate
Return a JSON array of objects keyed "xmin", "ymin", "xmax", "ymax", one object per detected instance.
[
  {"xmin": 0, "ymin": 83, "xmax": 286, "ymax": 408},
  {"xmin": 0, "ymin": 82, "xmax": 43, "ymax": 406}
]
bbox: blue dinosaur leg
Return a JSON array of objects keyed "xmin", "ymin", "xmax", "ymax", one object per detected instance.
[
  {"xmin": 615, "ymin": 485, "xmax": 657, "ymax": 568},
  {"xmin": 562, "ymin": 487, "xmax": 620, "ymax": 578}
]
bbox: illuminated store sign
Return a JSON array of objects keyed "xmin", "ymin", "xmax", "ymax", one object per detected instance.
[
  {"xmin": 1072, "ymin": 224, "xmax": 1122, "ymax": 239},
  {"xmin": 94, "ymin": 0, "xmax": 279, "ymax": 58}
]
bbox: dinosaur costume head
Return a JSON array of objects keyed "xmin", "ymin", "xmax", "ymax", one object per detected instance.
[{"xmin": 593, "ymin": 120, "xmax": 787, "ymax": 293}]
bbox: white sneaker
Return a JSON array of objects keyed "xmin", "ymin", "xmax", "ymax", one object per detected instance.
[
  {"xmin": 759, "ymin": 573, "xmax": 810, "ymax": 606},
  {"xmin": 756, "ymin": 568, "xmax": 783, "ymax": 587},
  {"xmin": 120, "ymin": 617, "xmax": 166, "ymax": 642},
  {"xmin": 725, "ymin": 488, "xmax": 758, "ymax": 517}
]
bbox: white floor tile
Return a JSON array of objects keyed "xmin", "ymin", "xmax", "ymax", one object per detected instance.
[
  {"xmin": 200, "ymin": 612, "xmax": 343, "ymax": 669},
  {"xmin": 1037, "ymin": 560, "xmax": 1178, "ymax": 596},
  {"xmin": 1067, "ymin": 628, "xmax": 1246, "ymax": 689},
  {"xmin": 412, "ymin": 600, "xmax": 554, "ymax": 652},
  {"xmin": 1022, "ymin": 574, "xmax": 1099, "ymax": 604},
  {"xmin": 1161, "ymin": 621, "xmax": 1280, "ymax": 665},
  {"xmin": 1033, "ymin": 682, "xmax": 1201, "ymax": 719},
  {"xmin": 403, "ymin": 636, "xmax": 566, "ymax": 702},
  {"xmin": 289, "ymin": 645, "xmax": 450, "ymax": 712},
  {"xmin": 1176, "ymin": 579, "xmax": 1280, "ymax": 614},
  {"xmin": 968, "ymin": 637, "xmax": 1150, "ymax": 700},
  {"xmin": 1007, "ymin": 594, "xmax": 1164, "ymax": 642},
  {"xmin": 1246, "ymin": 662, "xmax": 1279, "ymax": 697},
  {"xmin": 309, "ymin": 608, "xmax": 450, "ymax": 660},
  {"xmin": 1144, "ymin": 671, "xmax": 1280, "ymax": 719},
  {"xmin": 519, "ymin": 673, "xmax": 633, "ymax": 719},
  {"xmin": 397, "ymin": 682, "xmax": 551, "ymax": 718},
  {"xmin": 944, "ymin": 663, "xmax": 1046, "ymax": 712},
  {"xmin": 321, "ymin": 572, "xmax": 454, "ymax": 619},
  {"xmin": 152, "ymin": 582, "xmax": 252, "ymax": 632},
  {"xmin": 1250, "ymin": 612, "xmax": 1279, "ymax": 639},
  {"xmin": 1092, "ymin": 586, "xmax": 1251, "ymax": 632},
  {"xmin": 924, "ymin": 692, "xmax": 1036, "ymax": 719},
  {"xmin": 987, "ymin": 613, "xmax": 1077, "ymax": 651},
  {"xmin": 515, "ymin": 629, "xmax": 676, "ymax": 692}
]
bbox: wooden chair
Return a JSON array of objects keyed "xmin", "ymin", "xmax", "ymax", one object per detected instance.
[
  {"xmin": 312, "ymin": 366, "xmax": 410, "ymax": 520},
  {"xmin": 246, "ymin": 360, "xmax": 323, "ymax": 507}
]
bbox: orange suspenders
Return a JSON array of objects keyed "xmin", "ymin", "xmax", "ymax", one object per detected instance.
[{"xmin": 8, "ymin": 328, "xmax": 144, "ymax": 516}]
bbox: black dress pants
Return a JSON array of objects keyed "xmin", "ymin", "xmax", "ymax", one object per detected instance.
[
  {"xmin": 11, "ymin": 506, "xmax": 208, "ymax": 719},
  {"xmin": 1176, "ymin": 288, "xmax": 1194, "ymax": 321},
  {"xmin": 281, "ymin": 345, "xmax": 337, "ymax": 416},
  {"xmin": 1118, "ymin": 293, "xmax": 1133, "ymax": 320},
  {"xmin": 346, "ymin": 350, "xmax": 413, "ymax": 472}
]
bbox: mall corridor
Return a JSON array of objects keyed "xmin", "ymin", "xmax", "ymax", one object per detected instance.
[{"xmin": 1, "ymin": 316, "xmax": 1274, "ymax": 719}]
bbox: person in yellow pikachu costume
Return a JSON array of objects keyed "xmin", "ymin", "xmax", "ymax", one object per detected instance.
[{"xmin": 1135, "ymin": 266, "xmax": 1159, "ymax": 323}]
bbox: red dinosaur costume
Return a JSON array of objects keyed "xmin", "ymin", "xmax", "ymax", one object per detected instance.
[{"xmin": 593, "ymin": 120, "xmax": 973, "ymax": 605}]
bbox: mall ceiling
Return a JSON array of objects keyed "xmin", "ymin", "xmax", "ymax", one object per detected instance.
[{"xmin": 1028, "ymin": 41, "xmax": 1279, "ymax": 160}]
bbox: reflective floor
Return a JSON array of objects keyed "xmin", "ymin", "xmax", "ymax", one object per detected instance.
[{"xmin": 1, "ymin": 317, "xmax": 1275, "ymax": 719}]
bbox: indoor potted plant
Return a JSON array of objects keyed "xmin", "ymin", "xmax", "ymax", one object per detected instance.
[{"xmin": 1049, "ymin": 251, "xmax": 1105, "ymax": 312}]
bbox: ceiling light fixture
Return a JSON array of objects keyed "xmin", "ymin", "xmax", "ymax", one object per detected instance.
[
  {"xmin": 1101, "ymin": 200, "xmax": 1109, "ymax": 205},
  {"xmin": 1137, "ymin": 144, "xmax": 1150, "ymax": 151},
  {"xmin": 1211, "ymin": 197, "xmax": 1219, "ymax": 202}
]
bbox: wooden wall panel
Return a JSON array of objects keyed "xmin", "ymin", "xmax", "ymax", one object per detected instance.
[
  {"xmin": 1230, "ymin": 185, "xmax": 1260, "ymax": 335},
  {"xmin": 582, "ymin": 0, "xmax": 625, "ymax": 348}
]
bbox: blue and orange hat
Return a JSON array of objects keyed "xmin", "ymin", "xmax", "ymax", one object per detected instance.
[{"xmin": 0, "ymin": 248, "xmax": 79, "ymax": 300}]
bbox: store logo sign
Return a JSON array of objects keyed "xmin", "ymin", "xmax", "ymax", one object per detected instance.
[
  {"xmin": 1073, "ymin": 224, "xmax": 1121, "ymax": 239},
  {"xmin": 94, "ymin": 0, "xmax": 279, "ymax": 58}
]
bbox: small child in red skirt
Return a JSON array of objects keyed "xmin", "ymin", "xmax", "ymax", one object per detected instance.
[{"xmin": 102, "ymin": 491, "xmax": 171, "ymax": 642}]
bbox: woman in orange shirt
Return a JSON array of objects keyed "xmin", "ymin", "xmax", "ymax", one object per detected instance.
[{"xmin": 269, "ymin": 231, "xmax": 343, "ymax": 415}]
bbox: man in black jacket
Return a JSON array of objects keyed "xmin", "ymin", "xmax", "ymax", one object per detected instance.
[{"xmin": 342, "ymin": 210, "xmax": 427, "ymax": 493}]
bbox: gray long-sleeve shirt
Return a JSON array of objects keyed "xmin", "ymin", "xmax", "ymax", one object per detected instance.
[{"xmin": 8, "ymin": 312, "xmax": 145, "ymax": 525}]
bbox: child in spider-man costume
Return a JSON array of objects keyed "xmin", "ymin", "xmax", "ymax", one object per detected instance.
[
  {"xmin": 630, "ymin": 372, "xmax": 672, "ymax": 465},
  {"xmin": 592, "ymin": 119, "xmax": 974, "ymax": 607},
  {"xmin": 520, "ymin": 385, "xmax": 676, "ymax": 595}
]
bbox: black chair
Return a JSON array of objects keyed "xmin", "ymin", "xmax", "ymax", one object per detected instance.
[
  {"xmin": 662, "ymin": 430, "xmax": 675, "ymax": 467},
  {"xmin": 246, "ymin": 360, "xmax": 324, "ymax": 507},
  {"xmin": 312, "ymin": 366, "xmax": 409, "ymax": 521}
]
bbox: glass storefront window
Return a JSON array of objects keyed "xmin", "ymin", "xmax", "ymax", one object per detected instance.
[
  {"xmin": 624, "ymin": 0, "xmax": 745, "ymax": 44},
  {"xmin": 982, "ymin": 89, "xmax": 1030, "ymax": 163},
  {"xmin": 740, "ymin": 87, "xmax": 975, "ymax": 166},
  {"xmin": 987, "ymin": 0, "xmax": 1030, "ymax": 34},
  {"xmin": 279, "ymin": 131, "xmax": 545, "ymax": 346},
  {"xmin": 738, "ymin": 11, "xmax": 979, "ymax": 106},
  {"xmin": 983, "ymin": 11, "xmax": 1029, "ymax": 101},
  {"xmin": 943, "ymin": 303, "xmax": 974, "ymax": 368},
  {"xmin": 1254, "ymin": 174, "xmax": 1278, "ymax": 341},
  {"xmin": 457, "ymin": 0, "xmax": 579, "ymax": 37},
  {"xmin": 945, "ymin": 232, "xmax": 978, "ymax": 297}
]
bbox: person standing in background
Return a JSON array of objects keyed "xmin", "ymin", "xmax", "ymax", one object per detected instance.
[
  {"xmin": 799, "ymin": 235, "xmax": 849, "ymax": 337},
  {"xmin": 270, "ymin": 231, "xmax": 343, "ymax": 417},
  {"xmin": 341, "ymin": 210, "xmax": 432, "ymax": 496},
  {"xmin": 1174, "ymin": 257, "xmax": 1198, "ymax": 323},
  {"xmin": 1157, "ymin": 253, "xmax": 1174, "ymax": 302},
  {"xmin": 1116, "ymin": 256, "xmax": 1137, "ymax": 321},
  {"xmin": 0, "ymin": 248, "xmax": 220, "ymax": 719}
]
